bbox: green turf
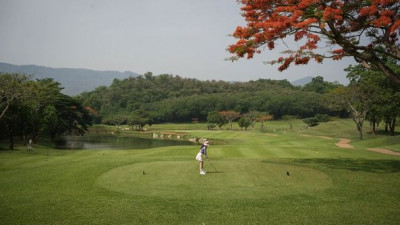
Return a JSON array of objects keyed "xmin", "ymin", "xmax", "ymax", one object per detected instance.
[{"xmin": 0, "ymin": 119, "xmax": 399, "ymax": 225}]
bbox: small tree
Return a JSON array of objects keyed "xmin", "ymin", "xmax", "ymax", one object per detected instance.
[
  {"xmin": 219, "ymin": 111, "xmax": 241, "ymax": 130},
  {"xmin": 207, "ymin": 123, "xmax": 216, "ymax": 130},
  {"xmin": 207, "ymin": 111, "xmax": 227, "ymax": 130},
  {"xmin": 238, "ymin": 117, "xmax": 251, "ymax": 130},
  {"xmin": 256, "ymin": 114, "xmax": 274, "ymax": 130},
  {"xmin": 103, "ymin": 113, "xmax": 128, "ymax": 132},
  {"xmin": 243, "ymin": 111, "xmax": 259, "ymax": 128},
  {"xmin": 129, "ymin": 110, "xmax": 151, "ymax": 131},
  {"xmin": 282, "ymin": 115, "xmax": 298, "ymax": 130}
]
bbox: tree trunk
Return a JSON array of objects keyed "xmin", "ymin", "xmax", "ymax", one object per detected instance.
[
  {"xmin": 389, "ymin": 118, "xmax": 396, "ymax": 136},
  {"xmin": 352, "ymin": 116, "xmax": 364, "ymax": 140},
  {"xmin": 32, "ymin": 127, "xmax": 38, "ymax": 144},
  {"xmin": 371, "ymin": 119, "xmax": 376, "ymax": 135},
  {"xmin": 9, "ymin": 134, "xmax": 14, "ymax": 150},
  {"xmin": 357, "ymin": 122, "xmax": 363, "ymax": 140},
  {"xmin": 385, "ymin": 122, "xmax": 389, "ymax": 133}
]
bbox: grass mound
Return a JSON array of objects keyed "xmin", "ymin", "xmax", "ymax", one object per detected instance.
[{"xmin": 97, "ymin": 159, "xmax": 332, "ymax": 200}]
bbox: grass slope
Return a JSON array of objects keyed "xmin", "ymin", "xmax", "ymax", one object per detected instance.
[{"xmin": 0, "ymin": 119, "xmax": 399, "ymax": 225}]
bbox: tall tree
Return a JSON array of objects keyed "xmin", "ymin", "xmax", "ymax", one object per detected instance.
[
  {"xmin": 331, "ymin": 83, "xmax": 377, "ymax": 140},
  {"xmin": 25, "ymin": 78, "xmax": 64, "ymax": 142},
  {"xmin": 51, "ymin": 95, "xmax": 92, "ymax": 138},
  {"xmin": 229, "ymin": 0, "xmax": 400, "ymax": 84}
]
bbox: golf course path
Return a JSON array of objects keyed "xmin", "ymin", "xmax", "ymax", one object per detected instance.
[
  {"xmin": 366, "ymin": 148, "xmax": 400, "ymax": 156},
  {"xmin": 300, "ymin": 134, "xmax": 399, "ymax": 156},
  {"xmin": 335, "ymin": 139, "xmax": 354, "ymax": 148},
  {"xmin": 335, "ymin": 139, "xmax": 400, "ymax": 156}
]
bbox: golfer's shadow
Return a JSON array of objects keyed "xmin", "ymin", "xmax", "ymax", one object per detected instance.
[{"xmin": 206, "ymin": 171, "xmax": 222, "ymax": 174}]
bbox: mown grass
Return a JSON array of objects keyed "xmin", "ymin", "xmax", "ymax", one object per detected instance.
[{"xmin": 0, "ymin": 119, "xmax": 399, "ymax": 225}]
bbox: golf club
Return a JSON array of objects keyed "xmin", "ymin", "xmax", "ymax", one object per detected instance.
[{"xmin": 206, "ymin": 159, "xmax": 219, "ymax": 173}]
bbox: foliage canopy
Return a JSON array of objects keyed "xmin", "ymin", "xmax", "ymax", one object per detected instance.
[{"xmin": 229, "ymin": 0, "xmax": 400, "ymax": 84}]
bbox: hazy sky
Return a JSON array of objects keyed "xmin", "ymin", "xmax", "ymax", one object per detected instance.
[{"xmin": 0, "ymin": 0, "xmax": 355, "ymax": 84}]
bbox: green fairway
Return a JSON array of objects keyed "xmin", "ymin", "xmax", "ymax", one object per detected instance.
[{"xmin": 1, "ymin": 119, "xmax": 400, "ymax": 225}]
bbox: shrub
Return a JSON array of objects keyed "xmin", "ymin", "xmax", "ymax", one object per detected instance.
[
  {"xmin": 207, "ymin": 123, "xmax": 216, "ymax": 130},
  {"xmin": 303, "ymin": 117, "xmax": 319, "ymax": 127},
  {"xmin": 315, "ymin": 114, "xmax": 330, "ymax": 122}
]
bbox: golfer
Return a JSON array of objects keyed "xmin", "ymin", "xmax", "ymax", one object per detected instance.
[{"xmin": 195, "ymin": 140, "xmax": 209, "ymax": 175}]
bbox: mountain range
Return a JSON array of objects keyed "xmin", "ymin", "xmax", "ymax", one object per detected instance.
[
  {"xmin": 0, "ymin": 62, "xmax": 138, "ymax": 96},
  {"xmin": 0, "ymin": 62, "xmax": 314, "ymax": 96},
  {"xmin": 290, "ymin": 76, "xmax": 314, "ymax": 86}
]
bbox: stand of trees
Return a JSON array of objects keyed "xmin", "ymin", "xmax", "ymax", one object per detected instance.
[
  {"xmin": 78, "ymin": 73, "xmax": 341, "ymax": 125},
  {"xmin": 0, "ymin": 74, "xmax": 92, "ymax": 149},
  {"xmin": 78, "ymin": 70, "xmax": 398, "ymax": 138},
  {"xmin": 331, "ymin": 61, "xmax": 400, "ymax": 139}
]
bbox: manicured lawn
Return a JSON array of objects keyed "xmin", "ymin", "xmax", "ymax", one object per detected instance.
[{"xmin": 0, "ymin": 119, "xmax": 399, "ymax": 224}]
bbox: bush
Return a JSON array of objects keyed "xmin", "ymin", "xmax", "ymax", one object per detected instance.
[
  {"xmin": 207, "ymin": 123, "xmax": 216, "ymax": 130},
  {"xmin": 238, "ymin": 117, "xmax": 251, "ymax": 130},
  {"xmin": 315, "ymin": 114, "xmax": 330, "ymax": 122},
  {"xmin": 303, "ymin": 117, "xmax": 319, "ymax": 127}
]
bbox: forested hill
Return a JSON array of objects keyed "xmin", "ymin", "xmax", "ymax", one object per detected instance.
[
  {"xmin": 0, "ymin": 62, "xmax": 138, "ymax": 96},
  {"xmin": 78, "ymin": 73, "xmax": 341, "ymax": 123}
]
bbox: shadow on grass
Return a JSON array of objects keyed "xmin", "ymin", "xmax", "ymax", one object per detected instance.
[
  {"xmin": 206, "ymin": 171, "xmax": 222, "ymax": 174},
  {"xmin": 294, "ymin": 158, "xmax": 400, "ymax": 173},
  {"xmin": 367, "ymin": 130, "xmax": 400, "ymax": 136}
]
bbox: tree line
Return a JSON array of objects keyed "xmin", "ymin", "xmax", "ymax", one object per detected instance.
[
  {"xmin": 76, "ymin": 73, "xmax": 343, "ymax": 127},
  {"xmin": 1, "ymin": 61, "xmax": 399, "ymax": 149},
  {"xmin": 77, "ymin": 66, "xmax": 399, "ymax": 139}
]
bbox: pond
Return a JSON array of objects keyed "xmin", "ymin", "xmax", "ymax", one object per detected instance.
[{"xmin": 54, "ymin": 135, "xmax": 196, "ymax": 150}]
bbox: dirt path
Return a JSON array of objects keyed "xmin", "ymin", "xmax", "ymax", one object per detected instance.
[
  {"xmin": 366, "ymin": 148, "xmax": 400, "ymax": 156},
  {"xmin": 300, "ymin": 134, "xmax": 399, "ymax": 156},
  {"xmin": 335, "ymin": 139, "xmax": 354, "ymax": 149},
  {"xmin": 334, "ymin": 139, "xmax": 400, "ymax": 156},
  {"xmin": 299, "ymin": 134, "xmax": 332, "ymax": 139}
]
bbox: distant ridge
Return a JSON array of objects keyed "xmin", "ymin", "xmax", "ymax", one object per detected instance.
[
  {"xmin": 291, "ymin": 76, "xmax": 313, "ymax": 86},
  {"xmin": 0, "ymin": 62, "xmax": 138, "ymax": 96}
]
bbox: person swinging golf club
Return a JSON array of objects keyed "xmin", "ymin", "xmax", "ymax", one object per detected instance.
[{"xmin": 195, "ymin": 140, "xmax": 209, "ymax": 175}]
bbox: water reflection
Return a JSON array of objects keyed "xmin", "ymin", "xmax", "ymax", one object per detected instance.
[{"xmin": 55, "ymin": 135, "xmax": 195, "ymax": 150}]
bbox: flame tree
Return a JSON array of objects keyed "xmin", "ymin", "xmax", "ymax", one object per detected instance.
[{"xmin": 229, "ymin": 0, "xmax": 400, "ymax": 84}]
